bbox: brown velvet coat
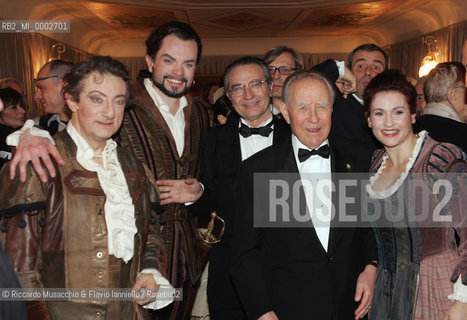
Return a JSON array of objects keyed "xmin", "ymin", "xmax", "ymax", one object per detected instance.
[
  {"xmin": 0, "ymin": 130, "xmax": 167, "ymax": 320},
  {"xmin": 116, "ymin": 81, "xmax": 210, "ymax": 319}
]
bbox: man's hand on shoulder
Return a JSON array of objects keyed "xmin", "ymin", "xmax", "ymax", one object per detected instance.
[{"xmin": 10, "ymin": 131, "xmax": 64, "ymax": 183}]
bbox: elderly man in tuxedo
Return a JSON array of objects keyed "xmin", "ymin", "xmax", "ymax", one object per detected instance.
[{"xmin": 230, "ymin": 70, "xmax": 378, "ymax": 320}]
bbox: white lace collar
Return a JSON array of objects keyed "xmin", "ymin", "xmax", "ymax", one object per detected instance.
[{"xmin": 366, "ymin": 130, "xmax": 427, "ymax": 199}]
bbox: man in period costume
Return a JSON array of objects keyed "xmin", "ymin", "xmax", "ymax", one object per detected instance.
[{"xmin": 6, "ymin": 21, "xmax": 210, "ymax": 319}]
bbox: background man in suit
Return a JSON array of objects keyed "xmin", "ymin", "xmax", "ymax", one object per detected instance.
[
  {"xmin": 157, "ymin": 56, "xmax": 290, "ymax": 319},
  {"xmin": 230, "ymin": 70, "xmax": 377, "ymax": 320},
  {"xmin": 414, "ymin": 62, "xmax": 467, "ymax": 152},
  {"xmin": 263, "ymin": 46, "xmax": 304, "ymax": 115},
  {"xmin": 331, "ymin": 44, "xmax": 387, "ymax": 149},
  {"xmin": 33, "ymin": 60, "xmax": 74, "ymax": 136}
]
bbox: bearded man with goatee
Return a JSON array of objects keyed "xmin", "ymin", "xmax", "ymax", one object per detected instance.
[{"xmin": 117, "ymin": 21, "xmax": 211, "ymax": 320}]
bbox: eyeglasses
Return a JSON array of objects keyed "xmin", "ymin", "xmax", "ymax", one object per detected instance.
[
  {"xmin": 229, "ymin": 79, "xmax": 267, "ymax": 97},
  {"xmin": 34, "ymin": 75, "xmax": 63, "ymax": 83},
  {"xmin": 268, "ymin": 66, "xmax": 297, "ymax": 75}
]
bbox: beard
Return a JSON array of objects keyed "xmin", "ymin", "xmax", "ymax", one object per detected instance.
[{"xmin": 151, "ymin": 75, "xmax": 190, "ymax": 98}]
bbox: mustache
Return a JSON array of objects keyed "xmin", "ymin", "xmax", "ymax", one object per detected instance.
[{"xmin": 163, "ymin": 75, "xmax": 188, "ymax": 84}]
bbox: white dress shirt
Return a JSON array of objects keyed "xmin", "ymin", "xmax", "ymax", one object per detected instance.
[
  {"xmin": 292, "ymin": 135, "xmax": 332, "ymax": 251},
  {"xmin": 34, "ymin": 113, "xmax": 67, "ymax": 133},
  {"xmin": 352, "ymin": 93, "xmax": 364, "ymax": 105},
  {"xmin": 239, "ymin": 116, "xmax": 274, "ymax": 161},
  {"xmin": 144, "ymin": 78, "xmax": 188, "ymax": 157}
]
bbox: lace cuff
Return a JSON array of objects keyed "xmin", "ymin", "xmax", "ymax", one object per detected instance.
[
  {"xmin": 448, "ymin": 276, "xmax": 467, "ymax": 303},
  {"xmin": 6, "ymin": 120, "xmax": 55, "ymax": 147},
  {"xmin": 139, "ymin": 268, "xmax": 174, "ymax": 310}
]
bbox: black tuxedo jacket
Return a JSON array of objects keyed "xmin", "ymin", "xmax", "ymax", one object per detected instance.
[
  {"xmin": 414, "ymin": 114, "xmax": 467, "ymax": 153},
  {"xmin": 188, "ymin": 112, "xmax": 290, "ymax": 318},
  {"xmin": 312, "ymin": 59, "xmax": 379, "ymax": 151},
  {"xmin": 230, "ymin": 133, "xmax": 377, "ymax": 320}
]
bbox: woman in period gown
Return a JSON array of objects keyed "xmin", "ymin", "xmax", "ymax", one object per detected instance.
[{"xmin": 362, "ymin": 69, "xmax": 467, "ymax": 320}]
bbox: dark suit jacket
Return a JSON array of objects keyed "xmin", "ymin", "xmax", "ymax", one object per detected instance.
[
  {"xmin": 414, "ymin": 114, "xmax": 467, "ymax": 153},
  {"xmin": 188, "ymin": 113, "xmax": 290, "ymax": 318},
  {"xmin": 312, "ymin": 59, "xmax": 379, "ymax": 151},
  {"xmin": 230, "ymin": 134, "xmax": 377, "ymax": 320}
]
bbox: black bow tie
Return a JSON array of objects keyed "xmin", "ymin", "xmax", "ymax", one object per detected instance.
[
  {"xmin": 298, "ymin": 145, "xmax": 331, "ymax": 162},
  {"xmin": 239, "ymin": 121, "xmax": 273, "ymax": 138}
]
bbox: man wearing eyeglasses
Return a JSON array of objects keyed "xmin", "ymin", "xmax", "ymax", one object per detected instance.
[
  {"xmin": 33, "ymin": 60, "xmax": 74, "ymax": 135},
  {"xmin": 157, "ymin": 56, "xmax": 290, "ymax": 319},
  {"xmin": 263, "ymin": 46, "xmax": 303, "ymax": 116}
]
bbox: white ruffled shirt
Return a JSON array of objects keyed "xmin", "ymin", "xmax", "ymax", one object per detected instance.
[
  {"xmin": 66, "ymin": 123, "xmax": 174, "ymax": 309},
  {"xmin": 144, "ymin": 78, "xmax": 187, "ymax": 157},
  {"xmin": 67, "ymin": 122, "xmax": 137, "ymax": 263},
  {"xmin": 366, "ymin": 131, "xmax": 467, "ymax": 302}
]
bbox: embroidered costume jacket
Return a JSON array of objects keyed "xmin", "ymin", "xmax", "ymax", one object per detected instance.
[
  {"xmin": 116, "ymin": 81, "xmax": 210, "ymax": 318},
  {"xmin": 0, "ymin": 130, "xmax": 167, "ymax": 320}
]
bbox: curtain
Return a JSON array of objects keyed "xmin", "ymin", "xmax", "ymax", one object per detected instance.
[
  {"xmin": 2, "ymin": 20, "xmax": 467, "ymax": 117},
  {"xmin": 384, "ymin": 20, "xmax": 467, "ymax": 79},
  {"xmin": 0, "ymin": 33, "xmax": 90, "ymax": 118}
]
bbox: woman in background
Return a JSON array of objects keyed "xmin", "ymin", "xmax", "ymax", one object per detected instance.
[
  {"xmin": 363, "ymin": 70, "xmax": 467, "ymax": 320},
  {"xmin": 0, "ymin": 88, "xmax": 26, "ymax": 168}
]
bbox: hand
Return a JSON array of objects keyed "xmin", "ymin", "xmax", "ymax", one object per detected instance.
[
  {"xmin": 443, "ymin": 301, "xmax": 467, "ymax": 320},
  {"xmin": 354, "ymin": 264, "xmax": 377, "ymax": 319},
  {"xmin": 10, "ymin": 131, "xmax": 65, "ymax": 183},
  {"xmin": 258, "ymin": 311, "xmax": 279, "ymax": 320},
  {"xmin": 132, "ymin": 273, "xmax": 159, "ymax": 306},
  {"xmin": 156, "ymin": 178, "xmax": 203, "ymax": 205},
  {"xmin": 336, "ymin": 66, "xmax": 357, "ymax": 98}
]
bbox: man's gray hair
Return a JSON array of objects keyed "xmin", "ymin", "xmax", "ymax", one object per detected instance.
[
  {"xmin": 223, "ymin": 56, "xmax": 271, "ymax": 94},
  {"xmin": 263, "ymin": 46, "xmax": 304, "ymax": 71},
  {"xmin": 281, "ymin": 71, "xmax": 336, "ymax": 105},
  {"xmin": 42, "ymin": 59, "xmax": 74, "ymax": 83},
  {"xmin": 424, "ymin": 62, "xmax": 466, "ymax": 103}
]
